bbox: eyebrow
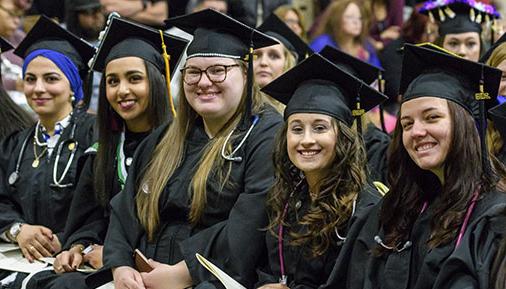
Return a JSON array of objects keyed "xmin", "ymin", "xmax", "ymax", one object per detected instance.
[
  {"xmin": 400, "ymin": 107, "xmax": 439, "ymax": 120},
  {"xmin": 105, "ymin": 70, "xmax": 144, "ymax": 78}
]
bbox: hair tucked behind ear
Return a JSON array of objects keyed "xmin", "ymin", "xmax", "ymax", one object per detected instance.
[
  {"xmin": 267, "ymin": 119, "xmax": 367, "ymax": 257},
  {"xmin": 136, "ymin": 60, "xmax": 269, "ymax": 241}
]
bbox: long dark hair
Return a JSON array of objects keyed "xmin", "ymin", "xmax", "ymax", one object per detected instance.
[
  {"xmin": 379, "ymin": 100, "xmax": 505, "ymax": 253},
  {"xmin": 267, "ymin": 119, "xmax": 367, "ymax": 257},
  {"xmin": 94, "ymin": 59, "xmax": 169, "ymax": 206},
  {"xmin": 0, "ymin": 87, "xmax": 34, "ymax": 139}
]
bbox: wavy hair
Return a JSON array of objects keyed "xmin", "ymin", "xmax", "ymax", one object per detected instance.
[
  {"xmin": 136, "ymin": 59, "xmax": 268, "ymax": 241},
  {"xmin": 94, "ymin": 60, "xmax": 169, "ymax": 207},
  {"xmin": 266, "ymin": 119, "xmax": 367, "ymax": 257},
  {"xmin": 379, "ymin": 100, "xmax": 506, "ymax": 253}
]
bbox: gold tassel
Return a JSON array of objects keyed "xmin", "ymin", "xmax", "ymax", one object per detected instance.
[
  {"xmin": 352, "ymin": 101, "xmax": 365, "ymax": 116},
  {"xmin": 485, "ymin": 14, "xmax": 490, "ymax": 25},
  {"xmin": 159, "ymin": 30, "xmax": 176, "ymax": 118},
  {"xmin": 470, "ymin": 8, "xmax": 476, "ymax": 22},
  {"xmin": 438, "ymin": 8, "xmax": 446, "ymax": 22},
  {"xmin": 444, "ymin": 6, "xmax": 456, "ymax": 18},
  {"xmin": 475, "ymin": 82, "xmax": 490, "ymax": 101},
  {"xmin": 428, "ymin": 11, "xmax": 435, "ymax": 23},
  {"xmin": 475, "ymin": 12, "xmax": 482, "ymax": 24}
]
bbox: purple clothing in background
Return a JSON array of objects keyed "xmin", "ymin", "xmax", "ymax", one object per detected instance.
[
  {"xmin": 369, "ymin": 0, "xmax": 404, "ymax": 46},
  {"xmin": 309, "ymin": 34, "xmax": 382, "ymax": 67}
]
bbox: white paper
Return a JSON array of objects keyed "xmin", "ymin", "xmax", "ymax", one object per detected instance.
[
  {"xmin": 195, "ymin": 253, "xmax": 246, "ymax": 289},
  {"xmin": 0, "ymin": 243, "xmax": 20, "ymax": 253},
  {"xmin": 96, "ymin": 282, "xmax": 115, "ymax": 289},
  {"xmin": 0, "ymin": 250, "xmax": 49, "ymax": 273}
]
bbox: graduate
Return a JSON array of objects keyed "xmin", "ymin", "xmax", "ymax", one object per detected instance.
[
  {"xmin": 254, "ymin": 13, "xmax": 311, "ymax": 112},
  {"xmin": 91, "ymin": 8, "xmax": 283, "ymax": 289},
  {"xmin": 0, "ymin": 37, "xmax": 34, "ymax": 140},
  {"xmin": 324, "ymin": 43, "xmax": 506, "ymax": 289},
  {"xmin": 256, "ymin": 53, "xmax": 386, "ymax": 288},
  {"xmin": 320, "ymin": 45, "xmax": 391, "ymax": 184},
  {"xmin": 482, "ymin": 33, "xmax": 506, "ymax": 165},
  {"xmin": 0, "ymin": 15, "xmax": 96, "ymax": 288},
  {"xmin": 419, "ymin": 0, "xmax": 500, "ymax": 62},
  {"xmin": 23, "ymin": 15, "xmax": 188, "ymax": 289}
]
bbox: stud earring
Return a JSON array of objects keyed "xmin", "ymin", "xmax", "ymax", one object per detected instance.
[{"xmin": 70, "ymin": 93, "xmax": 75, "ymax": 102}]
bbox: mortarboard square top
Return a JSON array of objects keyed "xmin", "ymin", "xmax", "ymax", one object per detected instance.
[
  {"xmin": 320, "ymin": 45, "xmax": 384, "ymax": 85},
  {"xmin": 14, "ymin": 15, "xmax": 95, "ymax": 73},
  {"xmin": 261, "ymin": 53, "xmax": 387, "ymax": 126},
  {"xmin": 91, "ymin": 16, "xmax": 188, "ymax": 73},
  {"xmin": 400, "ymin": 43, "xmax": 501, "ymax": 115},
  {"xmin": 256, "ymin": 13, "xmax": 312, "ymax": 62},
  {"xmin": 164, "ymin": 8, "xmax": 278, "ymax": 59},
  {"xmin": 418, "ymin": 0, "xmax": 500, "ymax": 36}
]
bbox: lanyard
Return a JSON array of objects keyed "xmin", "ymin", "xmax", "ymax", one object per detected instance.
[{"xmin": 116, "ymin": 131, "xmax": 128, "ymax": 189}]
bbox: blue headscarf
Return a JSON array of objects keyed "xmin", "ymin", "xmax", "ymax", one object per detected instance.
[{"xmin": 22, "ymin": 49, "xmax": 84, "ymax": 104}]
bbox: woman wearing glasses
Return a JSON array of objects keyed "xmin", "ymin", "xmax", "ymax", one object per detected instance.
[
  {"xmin": 0, "ymin": 16, "xmax": 95, "ymax": 288},
  {"xmin": 95, "ymin": 9, "xmax": 283, "ymax": 289}
]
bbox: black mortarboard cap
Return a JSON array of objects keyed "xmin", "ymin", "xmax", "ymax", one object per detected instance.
[
  {"xmin": 164, "ymin": 8, "xmax": 277, "ymax": 59},
  {"xmin": 91, "ymin": 16, "xmax": 188, "ymax": 74},
  {"xmin": 320, "ymin": 45, "xmax": 384, "ymax": 85},
  {"xmin": 261, "ymin": 53, "xmax": 387, "ymax": 127},
  {"xmin": 480, "ymin": 32, "xmax": 506, "ymax": 63},
  {"xmin": 419, "ymin": 0, "xmax": 500, "ymax": 37},
  {"xmin": 489, "ymin": 102, "xmax": 506, "ymax": 139},
  {"xmin": 14, "ymin": 15, "xmax": 95, "ymax": 74},
  {"xmin": 257, "ymin": 13, "xmax": 311, "ymax": 62},
  {"xmin": 400, "ymin": 43, "xmax": 501, "ymax": 114}
]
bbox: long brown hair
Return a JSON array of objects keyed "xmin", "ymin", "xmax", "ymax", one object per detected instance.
[
  {"xmin": 94, "ymin": 60, "xmax": 169, "ymax": 207},
  {"xmin": 136, "ymin": 59, "xmax": 268, "ymax": 241},
  {"xmin": 267, "ymin": 119, "xmax": 367, "ymax": 257},
  {"xmin": 312, "ymin": 0, "xmax": 370, "ymax": 46},
  {"xmin": 379, "ymin": 100, "xmax": 505, "ymax": 253}
]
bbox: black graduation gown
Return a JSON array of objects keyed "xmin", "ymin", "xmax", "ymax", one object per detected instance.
[
  {"xmin": 25, "ymin": 130, "xmax": 151, "ymax": 289},
  {"xmin": 363, "ymin": 123, "xmax": 390, "ymax": 184},
  {"xmin": 0, "ymin": 110, "xmax": 95, "ymax": 288},
  {"xmin": 0, "ymin": 110, "xmax": 95, "ymax": 236},
  {"xmin": 335, "ymin": 190, "xmax": 506, "ymax": 289},
  {"xmin": 93, "ymin": 107, "xmax": 282, "ymax": 288},
  {"xmin": 255, "ymin": 185, "xmax": 381, "ymax": 289}
]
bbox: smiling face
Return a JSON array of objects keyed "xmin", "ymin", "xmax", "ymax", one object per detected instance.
[
  {"xmin": 183, "ymin": 56, "xmax": 246, "ymax": 125},
  {"xmin": 23, "ymin": 56, "xmax": 73, "ymax": 121},
  {"xmin": 287, "ymin": 113, "xmax": 338, "ymax": 183},
  {"xmin": 253, "ymin": 43, "xmax": 286, "ymax": 88},
  {"xmin": 400, "ymin": 97, "xmax": 452, "ymax": 173},
  {"xmin": 105, "ymin": 56, "xmax": 150, "ymax": 132},
  {"xmin": 443, "ymin": 32, "xmax": 481, "ymax": 62}
]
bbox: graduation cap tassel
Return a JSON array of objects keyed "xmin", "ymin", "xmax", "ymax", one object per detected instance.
[
  {"xmin": 444, "ymin": 6, "xmax": 456, "ymax": 19},
  {"xmin": 378, "ymin": 72, "xmax": 387, "ymax": 133},
  {"xmin": 353, "ymin": 84, "xmax": 365, "ymax": 134},
  {"xmin": 240, "ymin": 32, "xmax": 255, "ymax": 130},
  {"xmin": 474, "ymin": 71, "xmax": 492, "ymax": 176},
  {"xmin": 158, "ymin": 30, "xmax": 176, "ymax": 118},
  {"xmin": 438, "ymin": 8, "xmax": 446, "ymax": 22},
  {"xmin": 81, "ymin": 69, "xmax": 94, "ymax": 112}
]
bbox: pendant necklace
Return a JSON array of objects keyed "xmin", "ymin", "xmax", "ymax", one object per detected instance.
[{"xmin": 32, "ymin": 139, "xmax": 47, "ymax": 168}]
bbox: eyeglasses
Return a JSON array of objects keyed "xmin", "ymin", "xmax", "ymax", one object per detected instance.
[
  {"xmin": 0, "ymin": 5, "xmax": 23, "ymax": 18},
  {"xmin": 181, "ymin": 64, "xmax": 240, "ymax": 85}
]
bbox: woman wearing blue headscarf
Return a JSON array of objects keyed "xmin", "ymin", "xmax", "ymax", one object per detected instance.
[{"xmin": 0, "ymin": 16, "xmax": 95, "ymax": 289}]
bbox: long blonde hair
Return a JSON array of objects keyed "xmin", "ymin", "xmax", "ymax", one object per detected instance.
[
  {"xmin": 263, "ymin": 46, "xmax": 297, "ymax": 114},
  {"xmin": 136, "ymin": 59, "xmax": 268, "ymax": 240}
]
